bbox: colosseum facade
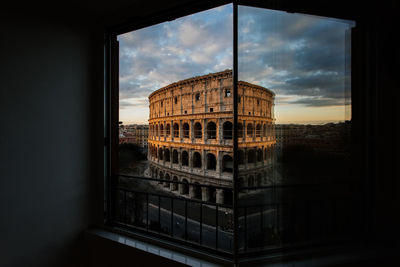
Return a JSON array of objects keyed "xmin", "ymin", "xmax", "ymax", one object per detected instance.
[{"xmin": 147, "ymin": 70, "xmax": 276, "ymax": 205}]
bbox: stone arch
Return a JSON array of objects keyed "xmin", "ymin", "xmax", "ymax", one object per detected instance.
[
  {"xmin": 247, "ymin": 123, "xmax": 253, "ymax": 137},
  {"xmin": 263, "ymin": 123, "xmax": 267, "ymax": 137},
  {"xmin": 222, "ymin": 155, "xmax": 233, "ymax": 172},
  {"xmin": 164, "ymin": 173, "xmax": 170, "ymax": 187},
  {"xmin": 181, "ymin": 150, "xmax": 189, "ymax": 166},
  {"xmin": 155, "ymin": 124, "xmax": 159, "ymax": 137},
  {"xmin": 256, "ymin": 123, "xmax": 261, "ymax": 137},
  {"xmin": 166, "ymin": 123, "xmax": 170, "ymax": 136},
  {"xmin": 223, "ymin": 121, "xmax": 233, "ymax": 139},
  {"xmin": 165, "ymin": 148, "xmax": 170, "ymax": 162},
  {"xmin": 206, "ymin": 153, "xmax": 216, "ymax": 170},
  {"xmin": 193, "ymin": 152, "xmax": 202, "ymax": 168},
  {"xmin": 238, "ymin": 123, "xmax": 243, "ymax": 138},
  {"xmin": 160, "ymin": 124, "xmax": 164, "ymax": 137},
  {"xmin": 171, "ymin": 176, "xmax": 178, "ymax": 191},
  {"xmin": 193, "ymin": 182, "xmax": 202, "ymax": 200},
  {"xmin": 172, "ymin": 149, "xmax": 178, "ymax": 164},
  {"xmin": 206, "ymin": 121, "xmax": 216, "ymax": 139},
  {"xmin": 173, "ymin": 123, "xmax": 179, "ymax": 137},
  {"xmin": 248, "ymin": 149, "xmax": 256, "ymax": 163},
  {"xmin": 181, "ymin": 178, "xmax": 189, "ymax": 195},
  {"xmin": 183, "ymin": 122, "xmax": 189, "ymax": 138},
  {"xmin": 194, "ymin": 122, "xmax": 202, "ymax": 138}
]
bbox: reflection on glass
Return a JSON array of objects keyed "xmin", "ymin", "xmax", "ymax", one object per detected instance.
[
  {"xmin": 238, "ymin": 6, "xmax": 355, "ymax": 252},
  {"xmin": 116, "ymin": 4, "xmax": 233, "ymax": 252}
]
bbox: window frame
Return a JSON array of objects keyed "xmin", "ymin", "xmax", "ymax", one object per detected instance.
[{"xmin": 104, "ymin": 1, "xmax": 370, "ymax": 265}]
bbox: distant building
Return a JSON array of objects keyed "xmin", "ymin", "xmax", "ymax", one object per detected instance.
[
  {"xmin": 275, "ymin": 121, "xmax": 351, "ymax": 154},
  {"xmin": 119, "ymin": 124, "xmax": 149, "ymax": 152}
]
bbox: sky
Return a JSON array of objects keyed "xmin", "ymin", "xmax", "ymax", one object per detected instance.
[{"xmin": 118, "ymin": 4, "xmax": 354, "ymax": 125}]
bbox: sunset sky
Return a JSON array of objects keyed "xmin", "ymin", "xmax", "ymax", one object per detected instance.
[{"xmin": 118, "ymin": 4, "xmax": 354, "ymax": 124}]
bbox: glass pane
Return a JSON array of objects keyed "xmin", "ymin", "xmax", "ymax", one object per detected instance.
[
  {"xmin": 116, "ymin": 4, "xmax": 233, "ymax": 252},
  {"xmin": 237, "ymin": 5, "xmax": 355, "ymax": 253}
]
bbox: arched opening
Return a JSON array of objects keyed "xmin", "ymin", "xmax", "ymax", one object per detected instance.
[
  {"xmin": 194, "ymin": 122, "xmax": 202, "ymax": 138},
  {"xmin": 264, "ymin": 148, "xmax": 268, "ymax": 160},
  {"xmin": 238, "ymin": 150, "xmax": 244, "ymax": 165},
  {"xmin": 158, "ymin": 148, "xmax": 163, "ymax": 160},
  {"xmin": 206, "ymin": 153, "xmax": 216, "ymax": 170},
  {"xmin": 156, "ymin": 124, "xmax": 159, "ymax": 137},
  {"xmin": 223, "ymin": 121, "xmax": 233, "ymax": 139},
  {"xmin": 193, "ymin": 152, "xmax": 202, "ymax": 168},
  {"xmin": 173, "ymin": 123, "xmax": 179, "ymax": 137},
  {"xmin": 171, "ymin": 176, "xmax": 178, "ymax": 191},
  {"xmin": 193, "ymin": 182, "xmax": 202, "ymax": 200},
  {"xmin": 256, "ymin": 124, "xmax": 261, "ymax": 137},
  {"xmin": 248, "ymin": 149, "xmax": 255, "ymax": 163},
  {"xmin": 247, "ymin": 123, "xmax": 253, "ymax": 137},
  {"xmin": 164, "ymin": 173, "xmax": 170, "ymax": 187},
  {"xmin": 263, "ymin": 123, "xmax": 267, "ymax": 137},
  {"xmin": 222, "ymin": 155, "xmax": 233, "ymax": 172},
  {"xmin": 181, "ymin": 179, "xmax": 189, "ymax": 195},
  {"xmin": 206, "ymin": 122, "xmax": 216, "ymax": 139},
  {"xmin": 160, "ymin": 124, "xmax": 164, "ymax": 137},
  {"xmin": 166, "ymin": 124, "xmax": 170, "ymax": 136},
  {"xmin": 165, "ymin": 148, "xmax": 170, "ymax": 162},
  {"xmin": 238, "ymin": 123, "xmax": 243, "ymax": 138},
  {"xmin": 172, "ymin": 149, "xmax": 178, "ymax": 164},
  {"xmin": 257, "ymin": 148, "xmax": 263, "ymax": 162},
  {"xmin": 183, "ymin": 123, "xmax": 189, "ymax": 138},
  {"xmin": 181, "ymin": 151, "xmax": 189, "ymax": 166}
]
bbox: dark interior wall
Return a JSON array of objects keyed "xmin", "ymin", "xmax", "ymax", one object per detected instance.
[
  {"xmin": 0, "ymin": 0, "xmax": 398, "ymax": 266},
  {"xmin": 0, "ymin": 10, "xmax": 97, "ymax": 267}
]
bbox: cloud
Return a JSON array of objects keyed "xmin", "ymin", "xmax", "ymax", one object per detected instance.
[
  {"xmin": 118, "ymin": 4, "xmax": 233, "ymax": 102},
  {"xmin": 117, "ymin": 4, "xmax": 353, "ymax": 124},
  {"xmin": 238, "ymin": 6, "xmax": 353, "ymax": 108}
]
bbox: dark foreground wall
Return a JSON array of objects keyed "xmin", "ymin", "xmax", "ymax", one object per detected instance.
[{"xmin": 0, "ymin": 10, "xmax": 97, "ymax": 267}]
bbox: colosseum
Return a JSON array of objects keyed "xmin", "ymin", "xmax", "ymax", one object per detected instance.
[{"xmin": 147, "ymin": 69, "xmax": 276, "ymax": 205}]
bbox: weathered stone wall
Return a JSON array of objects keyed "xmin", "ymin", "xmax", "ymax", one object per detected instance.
[{"xmin": 147, "ymin": 70, "xmax": 276, "ymax": 204}]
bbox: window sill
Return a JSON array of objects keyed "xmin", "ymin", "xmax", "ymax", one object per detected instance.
[
  {"xmin": 85, "ymin": 227, "xmax": 398, "ymax": 266},
  {"xmin": 84, "ymin": 227, "xmax": 230, "ymax": 266}
]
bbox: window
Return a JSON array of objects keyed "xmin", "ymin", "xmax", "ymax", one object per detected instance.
[
  {"xmin": 194, "ymin": 122, "xmax": 202, "ymax": 138},
  {"xmin": 247, "ymin": 123, "xmax": 253, "ymax": 137},
  {"xmin": 109, "ymin": 2, "xmax": 359, "ymax": 265},
  {"xmin": 206, "ymin": 122, "xmax": 216, "ymax": 139},
  {"xmin": 223, "ymin": 121, "xmax": 233, "ymax": 139},
  {"xmin": 182, "ymin": 123, "xmax": 189, "ymax": 138},
  {"xmin": 173, "ymin": 123, "xmax": 179, "ymax": 137}
]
